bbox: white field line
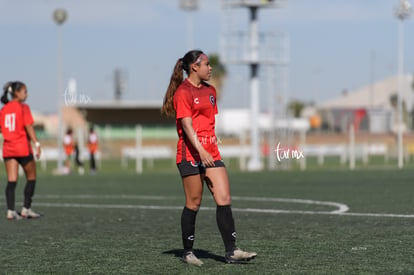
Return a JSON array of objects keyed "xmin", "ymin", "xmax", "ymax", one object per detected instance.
[
  {"xmin": 1, "ymin": 193, "xmax": 413, "ymax": 218},
  {"xmin": 35, "ymin": 195, "xmax": 349, "ymax": 214},
  {"xmin": 36, "ymin": 194, "xmax": 180, "ymax": 200},
  {"xmin": 31, "ymin": 194, "xmax": 306, "ymax": 201},
  {"xmin": 231, "ymin": 196, "xmax": 349, "ymax": 214},
  {"xmin": 333, "ymin": 212, "xmax": 414, "ymax": 218},
  {"xmin": 232, "ymin": 207, "xmax": 414, "ymax": 218},
  {"xmin": 4, "ymin": 202, "xmax": 412, "ymax": 219}
]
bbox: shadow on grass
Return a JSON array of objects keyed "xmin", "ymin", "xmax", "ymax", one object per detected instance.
[{"xmin": 163, "ymin": 249, "xmax": 225, "ymax": 263}]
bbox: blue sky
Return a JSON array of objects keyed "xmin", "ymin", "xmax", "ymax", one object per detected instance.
[{"xmin": 0, "ymin": 0, "xmax": 413, "ymax": 113}]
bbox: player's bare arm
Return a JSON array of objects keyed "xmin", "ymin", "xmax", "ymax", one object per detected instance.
[
  {"xmin": 181, "ymin": 117, "xmax": 215, "ymax": 167},
  {"xmin": 25, "ymin": 124, "xmax": 41, "ymax": 159}
]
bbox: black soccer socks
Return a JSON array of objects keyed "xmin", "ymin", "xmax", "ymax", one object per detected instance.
[
  {"xmin": 216, "ymin": 205, "xmax": 237, "ymax": 252},
  {"xmin": 5, "ymin": 181, "xmax": 17, "ymax": 210},
  {"xmin": 181, "ymin": 207, "xmax": 198, "ymax": 251},
  {"xmin": 24, "ymin": 180, "xmax": 36, "ymax": 209}
]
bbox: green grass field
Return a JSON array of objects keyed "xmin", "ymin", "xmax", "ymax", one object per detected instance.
[{"xmin": 1, "ymin": 161, "xmax": 414, "ymax": 274}]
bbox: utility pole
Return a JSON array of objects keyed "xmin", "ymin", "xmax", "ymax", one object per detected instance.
[{"xmin": 221, "ymin": 0, "xmax": 287, "ymax": 171}]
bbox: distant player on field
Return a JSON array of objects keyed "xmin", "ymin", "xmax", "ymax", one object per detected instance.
[
  {"xmin": 161, "ymin": 50, "xmax": 257, "ymax": 266},
  {"xmin": 63, "ymin": 128, "xmax": 85, "ymax": 175},
  {"xmin": 63, "ymin": 128, "xmax": 74, "ymax": 174},
  {"xmin": 0, "ymin": 81, "xmax": 41, "ymax": 220},
  {"xmin": 87, "ymin": 125, "xmax": 98, "ymax": 174}
]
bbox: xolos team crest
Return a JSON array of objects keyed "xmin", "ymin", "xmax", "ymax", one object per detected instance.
[{"xmin": 209, "ymin": 94, "xmax": 215, "ymax": 106}]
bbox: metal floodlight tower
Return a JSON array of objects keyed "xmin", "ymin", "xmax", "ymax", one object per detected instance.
[
  {"xmin": 222, "ymin": 0, "xmax": 285, "ymax": 171},
  {"xmin": 179, "ymin": 0, "xmax": 199, "ymax": 49},
  {"xmin": 53, "ymin": 8, "xmax": 68, "ymax": 173},
  {"xmin": 395, "ymin": 0, "xmax": 411, "ymax": 169}
]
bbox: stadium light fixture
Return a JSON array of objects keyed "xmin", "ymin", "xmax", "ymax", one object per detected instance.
[
  {"xmin": 53, "ymin": 8, "xmax": 68, "ymax": 173},
  {"xmin": 53, "ymin": 9, "xmax": 67, "ymax": 25},
  {"xmin": 395, "ymin": 0, "xmax": 411, "ymax": 169},
  {"xmin": 396, "ymin": 0, "xmax": 412, "ymax": 19}
]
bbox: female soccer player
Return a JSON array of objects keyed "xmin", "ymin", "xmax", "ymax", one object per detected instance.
[
  {"xmin": 0, "ymin": 81, "xmax": 41, "ymax": 220},
  {"xmin": 87, "ymin": 126, "xmax": 98, "ymax": 174},
  {"xmin": 161, "ymin": 50, "xmax": 256, "ymax": 266},
  {"xmin": 63, "ymin": 128, "xmax": 84, "ymax": 175},
  {"xmin": 63, "ymin": 128, "xmax": 74, "ymax": 174}
]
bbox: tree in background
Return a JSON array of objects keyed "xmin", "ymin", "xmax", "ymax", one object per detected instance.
[
  {"xmin": 390, "ymin": 93, "xmax": 398, "ymax": 108},
  {"xmin": 390, "ymin": 93, "xmax": 407, "ymax": 113},
  {"xmin": 390, "ymin": 93, "xmax": 409, "ymax": 129},
  {"xmin": 208, "ymin": 54, "xmax": 227, "ymax": 101},
  {"xmin": 288, "ymin": 100, "xmax": 306, "ymax": 118}
]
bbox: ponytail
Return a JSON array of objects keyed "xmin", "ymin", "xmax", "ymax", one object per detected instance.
[
  {"xmin": 1, "ymin": 81, "xmax": 26, "ymax": 105},
  {"xmin": 1, "ymin": 82, "xmax": 13, "ymax": 105},
  {"xmin": 161, "ymin": 58, "xmax": 184, "ymax": 117},
  {"xmin": 161, "ymin": 50, "xmax": 205, "ymax": 117}
]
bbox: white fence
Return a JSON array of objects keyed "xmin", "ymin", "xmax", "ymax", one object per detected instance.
[
  {"xmin": 122, "ymin": 142, "xmax": 396, "ymax": 173},
  {"xmin": 121, "ymin": 125, "xmax": 396, "ymax": 173},
  {"xmin": 121, "ymin": 146, "xmax": 175, "ymax": 172},
  {"xmin": 121, "ymin": 145, "xmax": 252, "ymax": 173},
  {"xmin": 301, "ymin": 143, "xmax": 389, "ymax": 166}
]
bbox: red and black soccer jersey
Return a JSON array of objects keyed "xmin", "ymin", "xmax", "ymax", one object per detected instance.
[
  {"xmin": 173, "ymin": 78, "xmax": 221, "ymax": 164},
  {"xmin": 0, "ymin": 101, "xmax": 34, "ymax": 157}
]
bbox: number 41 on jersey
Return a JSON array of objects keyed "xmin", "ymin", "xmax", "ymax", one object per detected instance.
[{"xmin": 4, "ymin": 113, "xmax": 16, "ymax": 132}]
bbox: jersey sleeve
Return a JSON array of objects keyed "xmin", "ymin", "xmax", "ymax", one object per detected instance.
[
  {"xmin": 22, "ymin": 104, "xmax": 34, "ymax": 126},
  {"xmin": 0, "ymin": 109, "xmax": 3, "ymax": 133},
  {"xmin": 213, "ymin": 87, "xmax": 218, "ymax": 115},
  {"xmin": 173, "ymin": 88, "xmax": 193, "ymax": 119}
]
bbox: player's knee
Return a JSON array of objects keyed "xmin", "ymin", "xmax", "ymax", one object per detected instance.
[
  {"xmin": 186, "ymin": 196, "xmax": 202, "ymax": 211},
  {"xmin": 216, "ymin": 193, "xmax": 231, "ymax": 205},
  {"xmin": 7, "ymin": 177, "xmax": 18, "ymax": 182},
  {"xmin": 185, "ymin": 203, "xmax": 201, "ymax": 211}
]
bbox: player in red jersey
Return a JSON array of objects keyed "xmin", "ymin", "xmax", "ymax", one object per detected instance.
[
  {"xmin": 63, "ymin": 128, "xmax": 74, "ymax": 174},
  {"xmin": 161, "ymin": 50, "xmax": 256, "ymax": 265},
  {"xmin": 0, "ymin": 81, "xmax": 41, "ymax": 220},
  {"xmin": 87, "ymin": 126, "xmax": 98, "ymax": 174}
]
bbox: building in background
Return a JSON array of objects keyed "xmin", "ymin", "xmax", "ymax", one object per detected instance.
[{"xmin": 317, "ymin": 74, "xmax": 414, "ymax": 133}]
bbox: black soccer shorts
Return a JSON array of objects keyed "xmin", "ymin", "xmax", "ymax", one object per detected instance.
[{"xmin": 177, "ymin": 160, "xmax": 225, "ymax": 177}]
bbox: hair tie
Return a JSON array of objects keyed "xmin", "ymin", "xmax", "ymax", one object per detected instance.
[{"xmin": 7, "ymin": 86, "xmax": 12, "ymax": 93}]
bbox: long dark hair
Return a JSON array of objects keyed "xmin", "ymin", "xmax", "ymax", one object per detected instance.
[
  {"xmin": 1, "ymin": 81, "xmax": 26, "ymax": 105},
  {"xmin": 161, "ymin": 50, "xmax": 204, "ymax": 117}
]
